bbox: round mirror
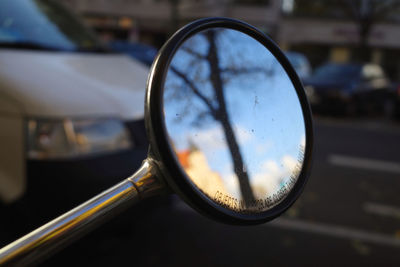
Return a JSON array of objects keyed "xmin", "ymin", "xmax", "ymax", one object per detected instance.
[{"xmin": 146, "ymin": 18, "xmax": 313, "ymax": 224}]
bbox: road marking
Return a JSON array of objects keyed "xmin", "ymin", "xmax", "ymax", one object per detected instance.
[
  {"xmin": 173, "ymin": 199, "xmax": 400, "ymax": 247},
  {"xmin": 364, "ymin": 202, "xmax": 400, "ymax": 219},
  {"xmin": 328, "ymin": 154, "xmax": 400, "ymax": 174},
  {"xmin": 268, "ymin": 218, "xmax": 400, "ymax": 247},
  {"xmin": 316, "ymin": 118, "xmax": 400, "ymax": 134}
]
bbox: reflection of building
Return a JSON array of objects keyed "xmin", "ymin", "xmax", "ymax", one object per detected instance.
[{"xmin": 177, "ymin": 147, "xmax": 227, "ymax": 198}]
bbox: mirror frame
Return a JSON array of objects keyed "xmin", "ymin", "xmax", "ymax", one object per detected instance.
[{"xmin": 145, "ymin": 17, "xmax": 314, "ymax": 225}]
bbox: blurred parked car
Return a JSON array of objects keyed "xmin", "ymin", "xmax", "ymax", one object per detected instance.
[
  {"xmin": 303, "ymin": 62, "xmax": 392, "ymax": 116},
  {"xmin": 0, "ymin": 0, "xmax": 149, "ymax": 219},
  {"xmin": 110, "ymin": 41, "xmax": 157, "ymax": 67},
  {"xmin": 285, "ymin": 51, "xmax": 312, "ymax": 80},
  {"xmin": 393, "ymin": 82, "xmax": 400, "ymax": 119}
]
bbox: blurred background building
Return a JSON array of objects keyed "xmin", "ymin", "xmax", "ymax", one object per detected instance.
[{"xmin": 61, "ymin": 0, "xmax": 400, "ymax": 80}]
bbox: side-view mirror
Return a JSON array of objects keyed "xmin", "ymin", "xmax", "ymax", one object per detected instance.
[{"xmin": 0, "ymin": 17, "xmax": 313, "ymax": 265}]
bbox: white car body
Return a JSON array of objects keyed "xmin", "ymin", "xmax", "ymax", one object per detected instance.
[{"xmin": 0, "ymin": 49, "xmax": 149, "ymax": 203}]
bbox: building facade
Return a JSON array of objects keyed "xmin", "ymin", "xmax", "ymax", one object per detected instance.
[{"xmin": 62, "ymin": 0, "xmax": 400, "ymax": 79}]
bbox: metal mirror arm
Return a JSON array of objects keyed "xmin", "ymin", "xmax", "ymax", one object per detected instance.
[{"xmin": 0, "ymin": 159, "xmax": 165, "ymax": 266}]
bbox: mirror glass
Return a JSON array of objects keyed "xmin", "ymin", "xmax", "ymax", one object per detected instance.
[{"xmin": 163, "ymin": 28, "xmax": 306, "ymax": 214}]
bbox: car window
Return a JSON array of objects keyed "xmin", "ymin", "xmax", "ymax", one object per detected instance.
[
  {"xmin": 312, "ymin": 63, "xmax": 361, "ymax": 83},
  {"xmin": 285, "ymin": 52, "xmax": 305, "ymax": 68},
  {"xmin": 0, "ymin": 0, "xmax": 103, "ymax": 51},
  {"xmin": 285, "ymin": 52, "xmax": 311, "ymax": 78}
]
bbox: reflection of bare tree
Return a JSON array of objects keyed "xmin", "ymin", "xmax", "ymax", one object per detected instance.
[{"xmin": 168, "ymin": 29, "xmax": 272, "ymax": 207}]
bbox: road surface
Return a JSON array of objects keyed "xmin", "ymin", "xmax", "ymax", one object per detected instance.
[{"xmin": 5, "ymin": 117, "xmax": 400, "ymax": 266}]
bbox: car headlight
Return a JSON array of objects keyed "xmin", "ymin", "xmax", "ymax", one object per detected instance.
[{"xmin": 27, "ymin": 118, "xmax": 133, "ymax": 159}]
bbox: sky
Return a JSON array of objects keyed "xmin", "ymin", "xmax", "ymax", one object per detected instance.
[{"xmin": 163, "ymin": 28, "xmax": 306, "ymax": 210}]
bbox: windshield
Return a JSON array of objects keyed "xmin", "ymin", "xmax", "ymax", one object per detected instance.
[
  {"xmin": 286, "ymin": 52, "xmax": 307, "ymax": 68},
  {"xmin": 0, "ymin": 0, "xmax": 104, "ymax": 51},
  {"xmin": 311, "ymin": 63, "xmax": 361, "ymax": 83}
]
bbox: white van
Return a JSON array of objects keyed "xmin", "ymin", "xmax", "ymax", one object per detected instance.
[{"xmin": 0, "ymin": 0, "xmax": 149, "ymax": 205}]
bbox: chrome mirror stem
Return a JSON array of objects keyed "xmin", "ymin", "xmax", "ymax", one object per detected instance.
[{"xmin": 0, "ymin": 159, "xmax": 165, "ymax": 266}]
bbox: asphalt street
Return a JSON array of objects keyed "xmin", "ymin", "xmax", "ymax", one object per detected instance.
[{"xmin": 7, "ymin": 116, "xmax": 400, "ymax": 266}]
